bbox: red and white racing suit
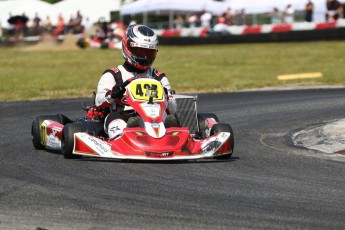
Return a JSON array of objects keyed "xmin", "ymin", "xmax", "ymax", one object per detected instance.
[{"xmin": 95, "ymin": 62, "xmax": 176, "ymax": 138}]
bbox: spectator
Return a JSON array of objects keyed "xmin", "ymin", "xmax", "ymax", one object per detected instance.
[
  {"xmin": 65, "ymin": 11, "xmax": 83, "ymax": 34},
  {"xmin": 33, "ymin": 13, "xmax": 41, "ymax": 28},
  {"xmin": 235, "ymin": 9, "xmax": 246, "ymax": 25},
  {"xmin": 33, "ymin": 13, "xmax": 41, "ymax": 34},
  {"xmin": 224, "ymin": 7, "xmax": 234, "ymax": 25},
  {"xmin": 94, "ymin": 23, "xmax": 106, "ymax": 41},
  {"xmin": 74, "ymin": 10, "xmax": 83, "ymax": 33},
  {"xmin": 13, "ymin": 13, "xmax": 28, "ymax": 38},
  {"xmin": 326, "ymin": 0, "xmax": 341, "ymax": 22},
  {"xmin": 53, "ymin": 14, "xmax": 65, "ymax": 37},
  {"xmin": 305, "ymin": 1, "xmax": 314, "ymax": 22},
  {"xmin": 271, "ymin": 7, "xmax": 282, "ymax": 24},
  {"xmin": 200, "ymin": 10, "xmax": 212, "ymax": 28},
  {"xmin": 65, "ymin": 15, "xmax": 74, "ymax": 34},
  {"xmin": 43, "ymin": 16, "xmax": 52, "ymax": 32},
  {"xmin": 174, "ymin": 15, "xmax": 184, "ymax": 29},
  {"xmin": 83, "ymin": 16, "xmax": 93, "ymax": 36},
  {"xmin": 213, "ymin": 17, "xmax": 229, "ymax": 35},
  {"xmin": 187, "ymin": 13, "xmax": 199, "ymax": 28},
  {"xmin": 283, "ymin": 4, "xmax": 295, "ymax": 23}
]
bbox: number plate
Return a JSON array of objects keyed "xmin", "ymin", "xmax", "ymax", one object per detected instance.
[{"xmin": 129, "ymin": 79, "xmax": 164, "ymax": 101}]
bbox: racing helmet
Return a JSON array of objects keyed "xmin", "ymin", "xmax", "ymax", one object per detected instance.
[{"xmin": 122, "ymin": 24, "xmax": 158, "ymax": 70}]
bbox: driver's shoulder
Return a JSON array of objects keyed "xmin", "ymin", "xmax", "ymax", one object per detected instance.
[{"xmin": 151, "ymin": 68, "xmax": 167, "ymax": 81}]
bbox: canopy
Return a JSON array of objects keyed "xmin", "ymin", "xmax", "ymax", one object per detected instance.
[
  {"xmin": 50, "ymin": 0, "xmax": 121, "ymax": 24},
  {"xmin": 120, "ymin": 0, "xmax": 226, "ymax": 16}
]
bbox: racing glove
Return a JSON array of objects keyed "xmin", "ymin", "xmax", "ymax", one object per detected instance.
[{"xmin": 110, "ymin": 85, "xmax": 125, "ymax": 99}]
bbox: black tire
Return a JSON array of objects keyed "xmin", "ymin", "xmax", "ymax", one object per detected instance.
[
  {"xmin": 31, "ymin": 114, "xmax": 71, "ymax": 150},
  {"xmin": 210, "ymin": 123, "xmax": 234, "ymax": 160},
  {"xmin": 61, "ymin": 123, "xmax": 84, "ymax": 159},
  {"xmin": 32, "ymin": 118, "xmax": 45, "ymax": 150},
  {"xmin": 197, "ymin": 113, "xmax": 219, "ymax": 138}
]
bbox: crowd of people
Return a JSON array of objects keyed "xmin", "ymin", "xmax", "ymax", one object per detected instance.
[
  {"xmin": 1, "ymin": 0, "xmax": 345, "ymax": 44},
  {"xmin": 0, "ymin": 9, "xmax": 127, "ymax": 46},
  {"xmin": 170, "ymin": 3, "xmax": 306, "ymax": 35},
  {"xmin": 268, "ymin": 0, "xmax": 345, "ymax": 25},
  {"xmin": 326, "ymin": 0, "xmax": 345, "ymax": 21},
  {"xmin": 174, "ymin": 0, "xmax": 345, "ymax": 31},
  {"xmin": 1, "ymin": 11, "xmax": 87, "ymax": 41}
]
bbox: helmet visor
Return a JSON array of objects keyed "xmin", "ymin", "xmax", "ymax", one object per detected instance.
[{"xmin": 130, "ymin": 46, "xmax": 157, "ymax": 59}]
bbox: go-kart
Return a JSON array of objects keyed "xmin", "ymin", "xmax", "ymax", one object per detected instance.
[{"xmin": 31, "ymin": 77, "xmax": 234, "ymax": 160}]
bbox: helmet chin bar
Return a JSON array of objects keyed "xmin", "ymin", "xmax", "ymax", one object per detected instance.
[
  {"xmin": 125, "ymin": 52, "xmax": 155, "ymax": 70},
  {"xmin": 126, "ymin": 59, "xmax": 151, "ymax": 70}
]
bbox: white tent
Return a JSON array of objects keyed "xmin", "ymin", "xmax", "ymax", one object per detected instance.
[
  {"xmin": 120, "ymin": 0, "xmax": 328, "ymax": 24},
  {"xmin": 120, "ymin": 0, "xmax": 226, "ymax": 16},
  {"xmin": 120, "ymin": 0, "xmax": 226, "ymax": 28},
  {"xmin": 50, "ymin": 0, "xmax": 121, "ymax": 24}
]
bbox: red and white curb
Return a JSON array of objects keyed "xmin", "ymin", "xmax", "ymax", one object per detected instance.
[{"xmin": 154, "ymin": 19, "xmax": 345, "ymax": 37}]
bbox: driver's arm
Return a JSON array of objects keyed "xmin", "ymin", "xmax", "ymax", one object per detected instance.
[
  {"xmin": 95, "ymin": 72, "xmax": 115, "ymax": 108},
  {"xmin": 160, "ymin": 76, "xmax": 177, "ymax": 115}
]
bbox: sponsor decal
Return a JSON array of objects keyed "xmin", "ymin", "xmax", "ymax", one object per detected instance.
[
  {"xmin": 46, "ymin": 135, "xmax": 61, "ymax": 149},
  {"xmin": 141, "ymin": 103, "xmax": 161, "ymax": 119},
  {"xmin": 151, "ymin": 123, "xmax": 160, "ymax": 137},
  {"xmin": 50, "ymin": 126, "xmax": 62, "ymax": 137},
  {"xmin": 109, "ymin": 126, "xmax": 121, "ymax": 134},
  {"xmin": 88, "ymin": 136, "xmax": 108, "ymax": 154},
  {"xmin": 145, "ymin": 151, "xmax": 173, "ymax": 157},
  {"xmin": 130, "ymin": 42, "xmax": 156, "ymax": 49},
  {"xmin": 201, "ymin": 132, "xmax": 230, "ymax": 156},
  {"xmin": 202, "ymin": 139, "xmax": 222, "ymax": 153},
  {"xmin": 40, "ymin": 121, "xmax": 48, "ymax": 145}
]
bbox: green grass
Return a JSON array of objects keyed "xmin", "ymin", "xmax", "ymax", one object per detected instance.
[{"xmin": 0, "ymin": 41, "xmax": 344, "ymax": 101}]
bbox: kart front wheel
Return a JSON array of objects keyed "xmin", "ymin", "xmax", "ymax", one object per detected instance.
[
  {"xmin": 31, "ymin": 114, "xmax": 71, "ymax": 150},
  {"xmin": 198, "ymin": 113, "xmax": 219, "ymax": 139},
  {"xmin": 61, "ymin": 123, "xmax": 84, "ymax": 159},
  {"xmin": 210, "ymin": 123, "xmax": 234, "ymax": 160},
  {"xmin": 32, "ymin": 117, "xmax": 45, "ymax": 150}
]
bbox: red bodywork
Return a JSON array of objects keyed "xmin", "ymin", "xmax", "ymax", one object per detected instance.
[{"xmin": 40, "ymin": 78, "xmax": 233, "ymax": 160}]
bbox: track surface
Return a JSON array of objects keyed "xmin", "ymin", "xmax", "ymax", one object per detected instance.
[{"xmin": 1, "ymin": 88, "xmax": 345, "ymax": 229}]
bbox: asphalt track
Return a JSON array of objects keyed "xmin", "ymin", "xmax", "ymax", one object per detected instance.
[{"xmin": 1, "ymin": 88, "xmax": 345, "ymax": 229}]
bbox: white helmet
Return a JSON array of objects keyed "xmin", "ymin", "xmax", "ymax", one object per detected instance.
[{"xmin": 122, "ymin": 24, "xmax": 159, "ymax": 70}]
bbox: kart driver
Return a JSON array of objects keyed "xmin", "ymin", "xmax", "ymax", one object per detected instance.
[{"xmin": 94, "ymin": 24, "xmax": 177, "ymax": 139}]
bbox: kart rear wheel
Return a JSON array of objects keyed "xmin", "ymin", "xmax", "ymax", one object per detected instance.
[
  {"xmin": 31, "ymin": 114, "xmax": 71, "ymax": 150},
  {"xmin": 210, "ymin": 123, "xmax": 234, "ymax": 160},
  {"xmin": 61, "ymin": 123, "xmax": 84, "ymax": 159}
]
